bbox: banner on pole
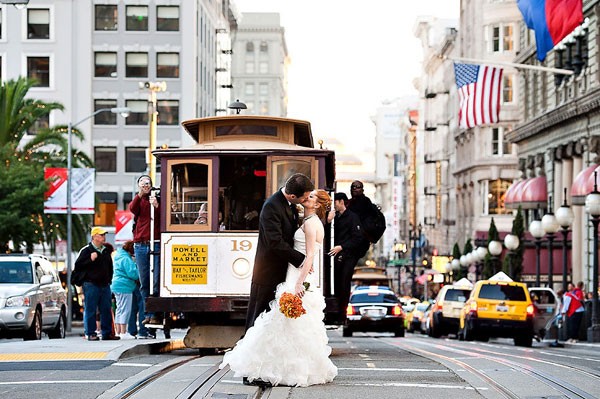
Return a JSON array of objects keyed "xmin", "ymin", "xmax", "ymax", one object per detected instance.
[
  {"xmin": 44, "ymin": 167, "xmax": 95, "ymax": 214},
  {"xmin": 114, "ymin": 210, "xmax": 134, "ymax": 243}
]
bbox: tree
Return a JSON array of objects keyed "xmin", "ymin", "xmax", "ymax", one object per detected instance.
[
  {"xmin": 502, "ymin": 206, "xmax": 525, "ymax": 281},
  {"xmin": 482, "ymin": 218, "xmax": 500, "ymax": 279},
  {"xmin": 452, "ymin": 242, "xmax": 466, "ymax": 281},
  {"xmin": 0, "ymin": 77, "xmax": 93, "ymax": 253}
]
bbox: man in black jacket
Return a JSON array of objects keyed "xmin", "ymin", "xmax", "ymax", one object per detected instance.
[
  {"xmin": 347, "ymin": 180, "xmax": 372, "ymax": 258},
  {"xmin": 74, "ymin": 226, "xmax": 120, "ymax": 341},
  {"xmin": 328, "ymin": 192, "xmax": 364, "ymax": 323},
  {"xmin": 245, "ymin": 173, "xmax": 314, "ymax": 331}
]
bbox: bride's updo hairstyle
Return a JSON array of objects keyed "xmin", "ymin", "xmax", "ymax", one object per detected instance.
[{"xmin": 314, "ymin": 189, "xmax": 332, "ymax": 221}]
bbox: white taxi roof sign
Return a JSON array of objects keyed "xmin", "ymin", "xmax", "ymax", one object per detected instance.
[
  {"xmin": 488, "ymin": 271, "xmax": 513, "ymax": 282},
  {"xmin": 453, "ymin": 278, "xmax": 474, "ymax": 288}
]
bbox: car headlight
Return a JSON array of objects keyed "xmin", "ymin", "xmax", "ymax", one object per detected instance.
[{"xmin": 6, "ymin": 295, "xmax": 30, "ymax": 307}]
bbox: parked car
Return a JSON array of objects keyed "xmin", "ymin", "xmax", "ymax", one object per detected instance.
[
  {"xmin": 458, "ymin": 272, "xmax": 535, "ymax": 347},
  {"xmin": 428, "ymin": 278, "xmax": 473, "ymax": 338},
  {"xmin": 529, "ymin": 286, "xmax": 560, "ymax": 340},
  {"xmin": 344, "ymin": 286, "xmax": 405, "ymax": 337},
  {"xmin": 0, "ymin": 254, "xmax": 67, "ymax": 340}
]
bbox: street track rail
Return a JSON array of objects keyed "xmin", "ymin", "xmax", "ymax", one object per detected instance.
[{"xmin": 391, "ymin": 337, "xmax": 600, "ymax": 399}]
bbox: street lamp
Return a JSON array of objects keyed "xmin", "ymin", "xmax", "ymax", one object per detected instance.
[
  {"xmin": 488, "ymin": 240, "xmax": 502, "ymax": 275},
  {"xmin": 139, "ymin": 81, "xmax": 167, "ymax": 183},
  {"xmin": 410, "ymin": 223, "xmax": 422, "ymax": 297},
  {"xmin": 504, "ymin": 234, "xmax": 520, "ymax": 279},
  {"xmin": 556, "ymin": 187, "xmax": 574, "ymax": 292},
  {"xmin": 542, "ymin": 196, "xmax": 560, "ymax": 288},
  {"xmin": 66, "ymin": 107, "xmax": 129, "ymax": 332},
  {"xmin": 585, "ymin": 171, "xmax": 600, "ymax": 342},
  {"xmin": 529, "ymin": 218, "xmax": 545, "ymax": 286}
]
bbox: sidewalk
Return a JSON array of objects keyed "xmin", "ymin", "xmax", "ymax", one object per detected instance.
[{"xmin": 0, "ymin": 322, "xmax": 186, "ymax": 362}]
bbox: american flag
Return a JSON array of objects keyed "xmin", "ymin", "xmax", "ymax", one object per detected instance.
[{"xmin": 454, "ymin": 63, "xmax": 503, "ymax": 129}]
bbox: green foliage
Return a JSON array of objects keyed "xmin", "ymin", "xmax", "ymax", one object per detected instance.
[
  {"xmin": 483, "ymin": 218, "xmax": 500, "ymax": 279},
  {"xmin": 463, "ymin": 238, "xmax": 473, "ymax": 255},
  {"xmin": 502, "ymin": 206, "xmax": 525, "ymax": 281}
]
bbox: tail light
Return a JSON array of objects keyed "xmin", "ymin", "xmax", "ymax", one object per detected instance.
[
  {"xmin": 468, "ymin": 300, "xmax": 478, "ymax": 316},
  {"xmin": 526, "ymin": 304, "xmax": 535, "ymax": 317},
  {"xmin": 433, "ymin": 300, "xmax": 443, "ymax": 312},
  {"xmin": 392, "ymin": 305, "xmax": 403, "ymax": 316},
  {"xmin": 346, "ymin": 304, "xmax": 356, "ymax": 316}
]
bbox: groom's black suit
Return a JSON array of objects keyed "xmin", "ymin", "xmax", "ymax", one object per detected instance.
[{"xmin": 245, "ymin": 189, "xmax": 305, "ymax": 330}]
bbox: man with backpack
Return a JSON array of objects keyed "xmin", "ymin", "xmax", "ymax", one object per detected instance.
[{"xmin": 347, "ymin": 180, "xmax": 386, "ymax": 256}]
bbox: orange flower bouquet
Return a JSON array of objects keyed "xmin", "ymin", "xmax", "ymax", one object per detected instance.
[{"xmin": 279, "ymin": 292, "xmax": 306, "ymax": 319}]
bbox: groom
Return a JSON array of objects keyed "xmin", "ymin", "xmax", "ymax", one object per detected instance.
[{"xmin": 245, "ymin": 172, "xmax": 315, "ymax": 331}]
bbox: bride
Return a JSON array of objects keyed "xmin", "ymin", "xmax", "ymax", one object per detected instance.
[{"xmin": 220, "ymin": 189, "xmax": 338, "ymax": 387}]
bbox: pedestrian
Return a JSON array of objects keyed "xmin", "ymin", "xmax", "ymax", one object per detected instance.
[
  {"xmin": 562, "ymin": 284, "xmax": 585, "ymax": 343},
  {"xmin": 111, "ymin": 240, "xmax": 138, "ymax": 339},
  {"xmin": 327, "ymin": 192, "xmax": 364, "ymax": 323},
  {"xmin": 129, "ymin": 174, "xmax": 163, "ymax": 325},
  {"xmin": 244, "ymin": 173, "xmax": 313, "ymax": 333},
  {"xmin": 346, "ymin": 180, "xmax": 373, "ymax": 258},
  {"xmin": 74, "ymin": 226, "xmax": 120, "ymax": 341}
]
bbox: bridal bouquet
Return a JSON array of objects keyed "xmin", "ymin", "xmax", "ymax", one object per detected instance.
[{"xmin": 279, "ymin": 292, "xmax": 306, "ymax": 319}]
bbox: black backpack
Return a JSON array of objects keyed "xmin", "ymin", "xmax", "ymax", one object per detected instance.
[{"xmin": 360, "ymin": 203, "xmax": 386, "ymax": 244}]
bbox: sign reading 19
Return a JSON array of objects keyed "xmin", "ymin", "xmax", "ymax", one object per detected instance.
[{"xmin": 231, "ymin": 239, "xmax": 252, "ymax": 251}]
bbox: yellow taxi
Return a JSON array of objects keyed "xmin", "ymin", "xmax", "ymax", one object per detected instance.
[{"xmin": 458, "ymin": 272, "xmax": 535, "ymax": 347}]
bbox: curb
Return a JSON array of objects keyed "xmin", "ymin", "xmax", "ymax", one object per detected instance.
[{"xmin": 119, "ymin": 338, "xmax": 187, "ymax": 359}]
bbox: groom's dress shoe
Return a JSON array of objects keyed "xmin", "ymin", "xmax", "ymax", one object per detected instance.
[{"xmin": 243, "ymin": 377, "xmax": 272, "ymax": 387}]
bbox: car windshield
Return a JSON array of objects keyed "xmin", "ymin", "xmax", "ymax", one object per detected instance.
[
  {"xmin": 530, "ymin": 290, "xmax": 556, "ymax": 304},
  {"xmin": 351, "ymin": 292, "xmax": 398, "ymax": 304},
  {"xmin": 445, "ymin": 289, "xmax": 471, "ymax": 302},
  {"xmin": 0, "ymin": 261, "xmax": 33, "ymax": 284},
  {"xmin": 479, "ymin": 284, "xmax": 526, "ymax": 301}
]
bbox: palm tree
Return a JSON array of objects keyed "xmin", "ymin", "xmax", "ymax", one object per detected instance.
[{"xmin": 0, "ymin": 77, "xmax": 93, "ymax": 253}]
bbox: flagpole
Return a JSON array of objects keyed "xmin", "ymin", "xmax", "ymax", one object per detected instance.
[{"xmin": 443, "ymin": 55, "xmax": 575, "ymax": 76}]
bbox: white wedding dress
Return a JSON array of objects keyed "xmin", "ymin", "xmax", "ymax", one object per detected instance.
[{"xmin": 220, "ymin": 227, "xmax": 338, "ymax": 387}]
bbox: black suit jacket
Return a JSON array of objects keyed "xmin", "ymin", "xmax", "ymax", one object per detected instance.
[{"xmin": 252, "ymin": 189, "xmax": 305, "ymax": 286}]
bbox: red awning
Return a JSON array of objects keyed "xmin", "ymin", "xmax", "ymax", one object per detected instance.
[
  {"xmin": 504, "ymin": 180, "xmax": 526, "ymax": 209},
  {"xmin": 571, "ymin": 164, "xmax": 600, "ymax": 205},
  {"xmin": 520, "ymin": 176, "xmax": 547, "ymax": 209}
]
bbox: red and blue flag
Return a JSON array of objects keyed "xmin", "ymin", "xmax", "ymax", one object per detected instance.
[{"xmin": 517, "ymin": 0, "xmax": 583, "ymax": 61}]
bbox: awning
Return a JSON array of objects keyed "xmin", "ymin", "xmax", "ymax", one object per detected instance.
[
  {"xmin": 519, "ymin": 176, "xmax": 547, "ymax": 209},
  {"xmin": 571, "ymin": 164, "xmax": 600, "ymax": 205},
  {"xmin": 96, "ymin": 191, "xmax": 118, "ymax": 204},
  {"xmin": 505, "ymin": 177, "xmax": 547, "ymax": 210}
]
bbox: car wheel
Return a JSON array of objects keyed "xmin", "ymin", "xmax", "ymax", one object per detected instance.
[
  {"xmin": 514, "ymin": 335, "xmax": 533, "ymax": 347},
  {"xmin": 342, "ymin": 327, "xmax": 352, "ymax": 337},
  {"xmin": 48, "ymin": 309, "xmax": 66, "ymax": 339},
  {"xmin": 24, "ymin": 309, "xmax": 42, "ymax": 341},
  {"xmin": 463, "ymin": 321, "xmax": 474, "ymax": 341},
  {"xmin": 430, "ymin": 324, "xmax": 442, "ymax": 338},
  {"xmin": 394, "ymin": 328, "xmax": 405, "ymax": 337},
  {"xmin": 457, "ymin": 327, "xmax": 464, "ymax": 341}
]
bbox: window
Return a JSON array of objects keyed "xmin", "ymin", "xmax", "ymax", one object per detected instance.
[
  {"xmin": 245, "ymin": 61, "xmax": 254, "ymax": 74},
  {"xmin": 94, "ymin": 147, "xmax": 117, "ymax": 172},
  {"xmin": 27, "ymin": 9, "xmax": 49, "ymax": 39},
  {"xmin": 0, "ymin": 9, "xmax": 3, "ymax": 39},
  {"xmin": 27, "ymin": 114, "xmax": 49, "ymax": 135},
  {"xmin": 259, "ymin": 83, "xmax": 268, "ymax": 95},
  {"xmin": 246, "ymin": 42, "xmax": 254, "ymax": 53},
  {"xmin": 167, "ymin": 161, "xmax": 212, "ymax": 229},
  {"xmin": 259, "ymin": 61, "xmax": 268, "ymax": 74},
  {"xmin": 492, "ymin": 127, "xmax": 511, "ymax": 155},
  {"xmin": 27, "ymin": 57, "xmax": 50, "ymax": 87},
  {"xmin": 126, "ymin": 52, "xmax": 148, "ymax": 78},
  {"xmin": 125, "ymin": 100, "xmax": 148, "ymax": 125},
  {"xmin": 483, "ymin": 179, "xmax": 511, "ymax": 215},
  {"xmin": 94, "ymin": 52, "xmax": 117, "ymax": 78},
  {"xmin": 126, "ymin": 6, "xmax": 148, "ymax": 31},
  {"xmin": 260, "ymin": 41, "xmax": 268, "ymax": 53},
  {"xmin": 503, "ymin": 74, "xmax": 513, "ymax": 103},
  {"xmin": 157, "ymin": 53, "xmax": 179, "ymax": 78},
  {"xmin": 245, "ymin": 83, "xmax": 254, "ymax": 96},
  {"xmin": 490, "ymin": 24, "xmax": 513, "ymax": 53},
  {"xmin": 95, "ymin": 5, "xmax": 117, "ymax": 31},
  {"xmin": 94, "ymin": 99, "xmax": 117, "ymax": 125},
  {"xmin": 125, "ymin": 147, "xmax": 147, "ymax": 172},
  {"xmin": 157, "ymin": 6, "xmax": 179, "ymax": 31},
  {"xmin": 157, "ymin": 100, "xmax": 179, "ymax": 125}
]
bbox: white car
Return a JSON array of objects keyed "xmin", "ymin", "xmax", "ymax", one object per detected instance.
[
  {"xmin": 529, "ymin": 286, "xmax": 560, "ymax": 340},
  {"xmin": 0, "ymin": 254, "xmax": 67, "ymax": 340}
]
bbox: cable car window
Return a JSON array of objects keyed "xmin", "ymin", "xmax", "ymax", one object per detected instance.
[
  {"xmin": 169, "ymin": 162, "xmax": 211, "ymax": 228},
  {"xmin": 215, "ymin": 125, "xmax": 277, "ymax": 137},
  {"xmin": 269, "ymin": 157, "xmax": 315, "ymax": 194}
]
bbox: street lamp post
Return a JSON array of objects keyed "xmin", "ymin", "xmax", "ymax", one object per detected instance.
[
  {"xmin": 66, "ymin": 107, "xmax": 129, "ymax": 332},
  {"xmin": 410, "ymin": 223, "xmax": 422, "ymax": 297},
  {"xmin": 529, "ymin": 218, "xmax": 545, "ymax": 286},
  {"xmin": 585, "ymin": 171, "xmax": 600, "ymax": 342},
  {"xmin": 139, "ymin": 81, "xmax": 167, "ymax": 183},
  {"xmin": 476, "ymin": 246, "xmax": 487, "ymax": 281},
  {"xmin": 556, "ymin": 188, "xmax": 574, "ymax": 292},
  {"xmin": 504, "ymin": 234, "xmax": 520, "ymax": 279},
  {"xmin": 542, "ymin": 196, "xmax": 560, "ymax": 289}
]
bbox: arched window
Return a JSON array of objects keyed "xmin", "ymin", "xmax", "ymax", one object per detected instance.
[
  {"xmin": 246, "ymin": 42, "xmax": 254, "ymax": 53},
  {"xmin": 260, "ymin": 41, "xmax": 268, "ymax": 52}
]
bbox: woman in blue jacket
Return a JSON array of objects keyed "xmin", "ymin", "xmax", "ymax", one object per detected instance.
[{"xmin": 111, "ymin": 241, "xmax": 139, "ymax": 339}]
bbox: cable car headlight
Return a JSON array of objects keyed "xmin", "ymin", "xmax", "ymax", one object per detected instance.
[{"xmin": 232, "ymin": 258, "xmax": 251, "ymax": 278}]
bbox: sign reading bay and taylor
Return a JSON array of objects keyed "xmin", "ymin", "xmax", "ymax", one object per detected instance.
[{"xmin": 171, "ymin": 244, "xmax": 208, "ymax": 284}]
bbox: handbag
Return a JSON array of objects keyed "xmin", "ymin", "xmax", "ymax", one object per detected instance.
[{"xmin": 70, "ymin": 267, "xmax": 86, "ymax": 286}]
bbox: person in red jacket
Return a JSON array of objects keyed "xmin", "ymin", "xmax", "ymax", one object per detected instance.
[{"xmin": 562, "ymin": 283, "xmax": 585, "ymax": 343}]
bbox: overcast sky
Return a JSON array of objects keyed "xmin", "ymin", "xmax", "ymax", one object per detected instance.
[{"xmin": 233, "ymin": 0, "xmax": 460, "ymax": 150}]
